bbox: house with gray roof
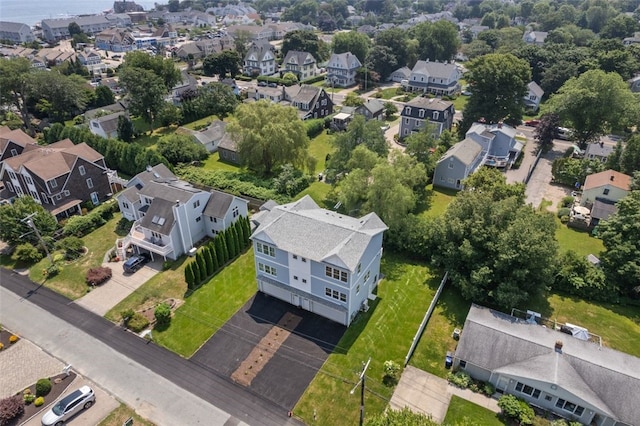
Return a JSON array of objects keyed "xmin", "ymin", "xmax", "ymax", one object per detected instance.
[
  {"xmin": 243, "ymin": 40, "xmax": 277, "ymax": 76},
  {"xmin": 399, "ymin": 97, "xmax": 454, "ymax": 139},
  {"xmin": 326, "ymin": 52, "xmax": 362, "ymax": 88},
  {"xmin": 0, "ymin": 127, "xmax": 37, "ymax": 162},
  {"xmin": 217, "ymin": 133, "xmax": 240, "ymax": 165},
  {"xmin": 251, "ymin": 195, "xmax": 387, "ymax": 326},
  {"xmin": 454, "ymin": 304, "xmax": 640, "ymax": 426},
  {"xmin": 356, "ymin": 99, "xmax": 385, "ymax": 121},
  {"xmin": 584, "ymin": 141, "xmax": 614, "ymax": 163},
  {"xmin": 433, "ymin": 139, "xmax": 484, "ymax": 190},
  {"xmin": 89, "ymin": 111, "xmax": 127, "ymax": 139},
  {"xmin": 388, "ymin": 66, "xmax": 411, "ymax": 83},
  {"xmin": 0, "ymin": 22, "xmax": 35, "ymax": 44},
  {"xmin": 281, "ymin": 50, "xmax": 317, "ymax": 81},
  {"xmin": 524, "ymin": 81, "xmax": 544, "ymax": 112},
  {"xmin": 523, "ymin": 30, "xmax": 548, "ymax": 45},
  {"xmin": 404, "ymin": 60, "xmax": 462, "ymax": 95},
  {"xmin": 179, "ymin": 120, "xmax": 228, "ymax": 152},
  {"xmin": 284, "ymin": 85, "xmax": 333, "ymax": 120},
  {"xmin": 115, "ymin": 165, "xmax": 248, "ymax": 260}
]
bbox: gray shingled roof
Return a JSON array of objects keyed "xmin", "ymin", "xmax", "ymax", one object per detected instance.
[
  {"xmin": 282, "ymin": 50, "xmax": 315, "ymax": 66},
  {"xmin": 527, "ymin": 81, "xmax": 544, "ymax": 98},
  {"xmin": 328, "ymin": 52, "xmax": 362, "ymax": 69},
  {"xmin": 405, "ymin": 96, "xmax": 453, "ymax": 112},
  {"xmin": 202, "ymin": 189, "xmax": 234, "ymax": 218},
  {"xmin": 251, "ymin": 195, "xmax": 387, "ymax": 271},
  {"xmin": 585, "ymin": 142, "xmax": 614, "ymax": 158},
  {"xmin": 139, "ymin": 181, "xmax": 199, "ymax": 204},
  {"xmin": 440, "ymin": 139, "xmax": 482, "ymax": 166},
  {"xmin": 456, "ymin": 305, "xmax": 640, "ymax": 425},
  {"xmin": 412, "ymin": 60, "xmax": 457, "ymax": 79},
  {"xmin": 93, "ymin": 111, "xmax": 125, "ymax": 135},
  {"xmin": 139, "ymin": 198, "xmax": 175, "ymax": 235}
]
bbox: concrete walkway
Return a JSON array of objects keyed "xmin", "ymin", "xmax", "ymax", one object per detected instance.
[
  {"xmin": 75, "ymin": 259, "xmax": 161, "ymax": 316},
  {"xmin": 390, "ymin": 366, "xmax": 499, "ymax": 423}
]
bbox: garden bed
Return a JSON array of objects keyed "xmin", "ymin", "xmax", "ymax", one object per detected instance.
[
  {"xmin": 5, "ymin": 372, "xmax": 77, "ymax": 426},
  {"xmin": 139, "ymin": 298, "xmax": 181, "ymax": 326},
  {"xmin": 0, "ymin": 329, "xmax": 20, "ymax": 351}
]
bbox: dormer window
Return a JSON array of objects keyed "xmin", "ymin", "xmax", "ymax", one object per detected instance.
[
  {"xmin": 405, "ymin": 107, "xmax": 412, "ymax": 115},
  {"xmin": 432, "ymin": 111, "xmax": 440, "ymax": 120},
  {"xmin": 418, "ymin": 109, "xmax": 425, "ymax": 118}
]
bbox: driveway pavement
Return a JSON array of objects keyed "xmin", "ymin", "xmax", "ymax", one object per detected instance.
[
  {"xmin": 390, "ymin": 366, "xmax": 499, "ymax": 423},
  {"xmin": 74, "ymin": 259, "xmax": 161, "ymax": 316},
  {"xmin": 191, "ymin": 292, "xmax": 346, "ymax": 410}
]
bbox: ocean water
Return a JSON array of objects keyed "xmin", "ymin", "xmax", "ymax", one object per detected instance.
[{"xmin": 0, "ymin": 0, "xmax": 161, "ymax": 26}]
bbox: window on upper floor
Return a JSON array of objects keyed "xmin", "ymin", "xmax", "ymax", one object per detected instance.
[
  {"xmin": 10, "ymin": 149, "xmax": 18, "ymax": 157},
  {"xmin": 256, "ymin": 242, "xmax": 275, "ymax": 257},
  {"xmin": 49, "ymin": 179, "xmax": 57, "ymax": 188},
  {"xmin": 418, "ymin": 109, "xmax": 425, "ymax": 118},
  {"xmin": 86, "ymin": 178, "xmax": 93, "ymax": 189},
  {"xmin": 79, "ymin": 165, "xmax": 86, "ymax": 176},
  {"xmin": 325, "ymin": 265, "xmax": 348, "ymax": 282},
  {"xmin": 405, "ymin": 107, "xmax": 411, "ymax": 115},
  {"xmin": 432, "ymin": 111, "xmax": 439, "ymax": 120},
  {"xmin": 24, "ymin": 175, "xmax": 33, "ymax": 185},
  {"xmin": 193, "ymin": 199, "xmax": 200, "ymax": 208},
  {"xmin": 603, "ymin": 188, "xmax": 609, "ymax": 195}
]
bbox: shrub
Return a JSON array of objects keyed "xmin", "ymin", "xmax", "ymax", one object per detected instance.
[
  {"xmin": 469, "ymin": 382, "xmax": 480, "ymax": 393},
  {"xmin": 34, "ymin": 397, "xmax": 44, "ymax": 407},
  {"xmin": 498, "ymin": 394, "xmax": 534, "ymax": 425},
  {"xmin": 35, "ymin": 378, "xmax": 52, "ymax": 397},
  {"xmin": 483, "ymin": 382, "xmax": 496, "ymax": 396},
  {"xmin": 557, "ymin": 207, "xmax": 571, "ymax": 218},
  {"xmin": 0, "ymin": 343, "xmax": 3, "ymax": 350},
  {"xmin": 126, "ymin": 313, "xmax": 149, "ymax": 333},
  {"xmin": 120, "ymin": 309, "xmax": 135, "ymax": 323},
  {"xmin": 447, "ymin": 371, "xmax": 471, "ymax": 388},
  {"xmin": 86, "ymin": 266, "xmax": 112, "ymax": 286},
  {"xmin": 23, "ymin": 393, "xmax": 35, "ymax": 404},
  {"xmin": 55, "ymin": 236, "xmax": 85, "ymax": 260},
  {"xmin": 12, "ymin": 243, "xmax": 43, "ymax": 264},
  {"xmin": 0, "ymin": 395, "xmax": 24, "ymax": 424},
  {"xmin": 560, "ymin": 215, "xmax": 570, "ymax": 224},
  {"xmin": 154, "ymin": 302, "xmax": 171, "ymax": 326},
  {"xmin": 9, "ymin": 335, "xmax": 18, "ymax": 343},
  {"xmin": 560, "ymin": 196, "xmax": 575, "ymax": 208},
  {"xmin": 383, "ymin": 360, "xmax": 401, "ymax": 382},
  {"xmin": 305, "ymin": 119, "xmax": 325, "ymax": 138}
]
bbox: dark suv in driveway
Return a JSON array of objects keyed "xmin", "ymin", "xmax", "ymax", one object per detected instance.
[{"xmin": 123, "ymin": 253, "xmax": 150, "ymax": 273}]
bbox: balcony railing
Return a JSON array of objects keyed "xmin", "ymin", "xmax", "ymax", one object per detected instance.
[{"xmin": 119, "ymin": 222, "xmax": 174, "ymax": 256}]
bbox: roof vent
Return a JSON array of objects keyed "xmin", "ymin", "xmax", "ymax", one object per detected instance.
[
  {"xmin": 555, "ymin": 340, "xmax": 563, "ymax": 353},
  {"xmin": 610, "ymin": 175, "xmax": 615, "ymax": 181}
]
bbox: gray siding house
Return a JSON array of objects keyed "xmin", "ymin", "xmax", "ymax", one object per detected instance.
[
  {"xmin": 454, "ymin": 305, "xmax": 640, "ymax": 426},
  {"xmin": 433, "ymin": 139, "xmax": 483, "ymax": 190},
  {"xmin": 0, "ymin": 22, "xmax": 35, "ymax": 44},
  {"xmin": 404, "ymin": 60, "xmax": 462, "ymax": 95},
  {"xmin": 326, "ymin": 52, "xmax": 362, "ymax": 88},
  {"xmin": 399, "ymin": 97, "xmax": 455, "ymax": 139},
  {"xmin": 251, "ymin": 196, "xmax": 387, "ymax": 326}
]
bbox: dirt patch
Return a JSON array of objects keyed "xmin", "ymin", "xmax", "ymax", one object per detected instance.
[
  {"xmin": 0, "ymin": 329, "xmax": 20, "ymax": 351},
  {"xmin": 541, "ymin": 183, "xmax": 573, "ymax": 212},
  {"xmin": 6, "ymin": 372, "xmax": 77, "ymax": 426},
  {"xmin": 231, "ymin": 312, "xmax": 302, "ymax": 386}
]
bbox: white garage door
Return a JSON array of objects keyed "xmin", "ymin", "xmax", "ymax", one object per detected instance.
[
  {"xmin": 313, "ymin": 302, "xmax": 347, "ymax": 325},
  {"xmin": 260, "ymin": 280, "xmax": 292, "ymax": 302}
]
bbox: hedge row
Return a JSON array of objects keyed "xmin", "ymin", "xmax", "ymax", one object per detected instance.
[
  {"xmin": 62, "ymin": 202, "xmax": 117, "ymax": 238},
  {"xmin": 185, "ymin": 216, "xmax": 251, "ymax": 289}
]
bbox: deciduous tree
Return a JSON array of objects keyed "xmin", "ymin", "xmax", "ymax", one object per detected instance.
[
  {"xmin": 157, "ymin": 134, "xmax": 209, "ymax": 164},
  {"xmin": 119, "ymin": 67, "xmax": 166, "ymax": 125},
  {"xmin": 0, "ymin": 197, "xmax": 58, "ymax": 248},
  {"xmin": 226, "ymin": 101, "xmax": 310, "ymax": 176},
  {"xmin": 332, "ymin": 31, "xmax": 371, "ymax": 63}
]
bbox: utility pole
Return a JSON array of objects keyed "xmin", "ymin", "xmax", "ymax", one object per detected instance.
[
  {"xmin": 21, "ymin": 213, "xmax": 53, "ymax": 265},
  {"xmin": 350, "ymin": 357, "xmax": 371, "ymax": 426}
]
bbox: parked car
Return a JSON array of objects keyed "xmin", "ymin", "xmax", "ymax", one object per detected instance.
[
  {"xmin": 41, "ymin": 386, "xmax": 95, "ymax": 426},
  {"xmin": 557, "ymin": 127, "xmax": 574, "ymax": 140},
  {"xmin": 524, "ymin": 119, "xmax": 540, "ymax": 127},
  {"xmin": 123, "ymin": 253, "xmax": 150, "ymax": 274},
  {"xmin": 258, "ymin": 81, "xmax": 267, "ymax": 87},
  {"xmin": 268, "ymin": 82, "xmax": 277, "ymax": 88},
  {"xmin": 380, "ymin": 123, "xmax": 390, "ymax": 131}
]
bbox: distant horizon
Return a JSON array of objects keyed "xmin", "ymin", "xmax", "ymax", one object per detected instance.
[{"xmin": 0, "ymin": 0, "xmax": 162, "ymax": 27}]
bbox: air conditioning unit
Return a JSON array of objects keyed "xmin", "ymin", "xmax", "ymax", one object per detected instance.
[{"xmin": 361, "ymin": 300, "xmax": 369, "ymax": 312}]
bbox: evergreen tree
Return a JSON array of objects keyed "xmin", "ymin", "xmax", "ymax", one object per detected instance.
[
  {"xmin": 196, "ymin": 253, "xmax": 207, "ymax": 284},
  {"xmin": 232, "ymin": 223, "xmax": 241, "ymax": 255},
  {"xmin": 236, "ymin": 219, "xmax": 247, "ymax": 250},
  {"xmin": 185, "ymin": 262, "xmax": 195, "ymax": 289},
  {"xmin": 225, "ymin": 229, "xmax": 236, "ymax": 259},
  {"xmin": 220, "ymin": 232, "xmax": 230, "ymax": 264},
  {"xmin": 214, "ymin": 235, "xmax": 226, "ymax": 266},
  {"xmin": 191, "ymin": 260, "xmax": 201, "ymax": 286},
  {"xmin": 243, "ymin": 216, "xmax": 252, "ymax": 248},
  {"xmin": 204, "ymin": 247, "xmax": 214, "ymax": 276},
  {"xmin": 210, "ymin": 245, "xmax": 219, "ymax": 272}
]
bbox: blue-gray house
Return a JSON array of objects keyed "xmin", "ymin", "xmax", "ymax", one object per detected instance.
[
  {"xmin": 433, "ymin": 122, "xmax": 522, "ymax": 190},
  {"xmin": 250, "ymin": 195, "xmax": 387, "ymax": 326}
]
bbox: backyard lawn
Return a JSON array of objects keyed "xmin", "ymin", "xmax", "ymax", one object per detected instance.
[
  {"xmin": 154, "ymin": 250, "xmax": 257, "ymax": 357},
  {"xmin": 201, "ymin": 151, "xmax": 242, "ymax": 172},
  {"xmin": 309, "ymin": 131, "xmax": 334, "ymax": 173},
  {"xmin": 419, "ymin": 185, "xmax": 457, "ymax": 218},
  {"xmin": 443, "ymin": 396, "xmax": 504, "ymax": 426},
  {"xmin": 555, "ymin": 219, "xmax": 604, "ymax": 256},
  {"xmin": 294, "ymin": 253, "xmax": 439, "ymax": 425},
  {"xmin": 28, "ymin": 211, "xmax": 123, "ymax": 300}
]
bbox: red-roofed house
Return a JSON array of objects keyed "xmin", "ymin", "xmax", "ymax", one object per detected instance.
[{"xmin": 581, "ymin": 169, "xmax": 632, "ymax": 224}]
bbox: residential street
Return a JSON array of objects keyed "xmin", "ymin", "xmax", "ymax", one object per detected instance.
[{"xmin": 0, "ymin": 269, "xmax": 302, "ymax": 426}]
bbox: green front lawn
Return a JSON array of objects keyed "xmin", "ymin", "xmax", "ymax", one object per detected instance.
[
  {"xmin": 294, "ymin": 253, "xmax": 438, "ymax": 425},
  {"xmin": 419, "ymin": 185, "xmax": 457, "ymax": 218},
  {"xmin": 181, "ymin": 114, "xmax": 220, "ymax": 130},
  {"xmin": 98, "ymin": 403, "xmax": 155, "ymax": 426},
  {"xmin": 452, "ymin": 95, "xmax": 469, "ymax": 112},
  {"xmin": 309, "ymin": 131, "xmax": 335, "ymax": 173},
  {"xmin": 28, "ymin": 213, "xmax": 122, "ymax": 300},
  {"xmin": 154, "ymin": 250, "xmax": 257, "ymax": 357},
  {"xmin": 555, "ymin": 219, "xmax": 604, "ymax": 256},
  {"xmin": 201, "ymin": 151, "xmax": 242, "ymax": 172},
  {"xmin": 444, "ymin": 396, "xmax": 504, "ymax": 426}
]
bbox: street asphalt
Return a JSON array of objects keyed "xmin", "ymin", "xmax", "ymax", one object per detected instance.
[{"xmin": 0, "ymin": 268, "xmax": 302, "ymax": 426}]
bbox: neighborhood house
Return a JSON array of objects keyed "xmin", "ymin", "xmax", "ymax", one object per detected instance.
[{"xmin": 250, "ymin": 196, "xmax": 387, "ymax": 326}]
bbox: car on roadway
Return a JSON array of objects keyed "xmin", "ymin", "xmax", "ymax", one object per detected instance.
[
  {"xmin": 268, "ymin": 82, "xmax": 277, "ymax": 88},
  {"xmin": 524, "ymin": 119, "xmax": 540, "ymax": 127},
  {"xmin": 257, "ymin": 81, "xmax": 267, "ymax": 87},
  {"xmin": 41, "ymin": 386, "xmax": 95, "ymax": 426},
  {"xmin": 380, "ymin": 123, "xmax": 390, "ymax": 131},
  {"xmin": 123, "ymin": 253, "xmax": 150, "ymax": 274}
]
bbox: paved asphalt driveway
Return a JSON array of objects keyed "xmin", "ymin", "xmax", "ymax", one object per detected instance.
[{"xmin": 191, "ymin": 292, "xmax": 346, "ymax": 410}]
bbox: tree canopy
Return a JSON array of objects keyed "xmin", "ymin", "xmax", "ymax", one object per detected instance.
[
  {"xmin": 119, "ymin": 67, "xmax": 167, "ymax": 125},
  {"xmin": 460, "ymin": 53, "xmax": 531, "ymax": 135},
  {"xmin": 202, "ymin": 50, "xmax": 241, "ymax": 77},
  {"xmin": 0, "ymin": 197, "xmax": 58, "ymax": 248},
  {"xmin": 543, "ymin": 69, "xmax": 639, "ymax": 148},
  {"xmin": 430, "ymin": 168, "xmax": 557, "ymax": 310},
  {"xmin": 122, "ymin": 51, "xmax": 181, "ymax": 91},
  {"xmin": 157, "ymin": 134, "xmax": 209, "ymax": 165},
  {"xmin": 332, "ymin": 31, "xmax": 371, "ymax": 64},
  {"xmin": 226, "ymin": 101, "xmax": 310, "ymax": 176},
  {"xmin": 282, "ymin": 30, "xmax": 329, "ymax": 62},
  {"xmin": 411, "ymin": 20, "xmax": 461, "ymax": 62}
]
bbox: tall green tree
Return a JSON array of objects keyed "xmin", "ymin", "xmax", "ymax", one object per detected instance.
[
  {"xmin": 282, "ymin": 30, "xmax": 328, "ymax": 62},
  {"xmin": 191, "ymin": 259, "xmax": 202, "ymax": 285},
  {"xmin": 404, "ymin": 123, "xmax": 439, "ymax": 177},
  {"xmin": 227, "ymin": 101, "xmax": 310, "ymax": 176},
  {"xmin": 430, "ymin": 168, "xmax": 557, "ymax": 310},
  {"xmin": 122, "ymin": 51, "xmax": 181, "ymax": 91},
  {"xmin": 332, "ymin": 31, "xmax": 371, "ymax": 63},
  {"xmin": 0, "ymin": 57, "xmax": 34, "ymax": 132},
  {"xmin": 620, "ymin": 135, "xmax": 640, "ymax": 175},
  {"xmin": 411, "ymin": 20, "xmax": 461, "ymax": 62},
  {"xmin": 29, "ymin": 71, "xmax": 89, "ymax": 122},
  {"xmin": 544, "ymin": 70, "xmax": 639, "ymax": 148},
  {"xmin": 225, "ymin": 229, "xmax": 236, "ymax": 259},
  {"xmin": 210, "ymin": 245, "xmax": 219, "ymax": 272},
  {"xmin": 599, "ymin": 185, "xmax": 640, "ymax": 297},
  {"xmin": 365, "ymin": 45, "xmax": 398, "ymax": 82},
  {"xmin": 0, "ymin": 197, "xmax": 58, "ymax": 248},
  {"xmin": 92, "ymin": 85, "xmax": 115, "ymax": 108},
  {"xmin": 214, "ymin": 235, "xmax": 226, "ymax": 266},
  {"xmin": 117, "ymin": 115, "xmax": 134, "ymax": 142},
  {"xmin": 533, "ymin": 113, "xmax": 560, "ymax": 153},
  {"xmin": 157, "ymin": 134, "xmax": 208, "ymax": 165},
  {"xmin": 119, "ymin": 67, "xmax": 166, "ymax": 125},
  {"xmin": 185, "ymin": 263, "xmax": 195, "ymax": 289},
  {"xmin": 202, "ymin": 50, "xmax": 242, "ymax": 77},
  {"xmin": 196, "ymin": 252, "xmax": 207, "ymax": 283},
  {"xmin": 460, "ymin": 53, "xmax": 531, "ymax": 135},
  {"xmin": 374, "ymin": 28, "xmax": 409, "ymax": 67}
]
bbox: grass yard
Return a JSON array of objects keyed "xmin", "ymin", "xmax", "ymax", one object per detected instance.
[
  {"xmin": 444, "ymin": 396, "xmax": 505, "ymax": 426},
  {"xmin": 201, "ymin": 151, "xmax": 242, "ymax": 172},
  {"xmin": 105, "ymin": 255, "xmax": 190, "ymax": 323},
  {"xmin": 28, "ymin": 213, "xmax": 122, "ymax": 300},
  {"xmin": 452, "ymin": 95, "xmax": 469, "ymax": 112},
  {"xmin": 409, "ymin": 285, "xmax": 470, "ymax": 378},
  {"xmin": 181, "ymin": 114, "xmax": 220, "ymax": 130},
  {"xmin": 296, "ymin": 182, "xmax": 332, "ymax": 207},
  {"xmin": 555, "ymin": 218, "xmax": 604, "ymax": 256},
  {"xmin": 309, "ymin": 131, "xmax": 335, "ymax": 172},
  {"xmin": 375, "ymin": 88, "xmax": 401, "ymax": 100},
  {"xmin": 154, "ymin": 250, "xmax": 257, "ymax": 357},
  {"xmin": 294, "ymin": 253, "xmax": 438, "ymax": 425},
  {"xmin": 419, "ymin": 185, "xmax": 457, "ymax": 218},
  {"xmin": 98, "ymin": 404, "xmax": 155, "ymax": 426}
]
